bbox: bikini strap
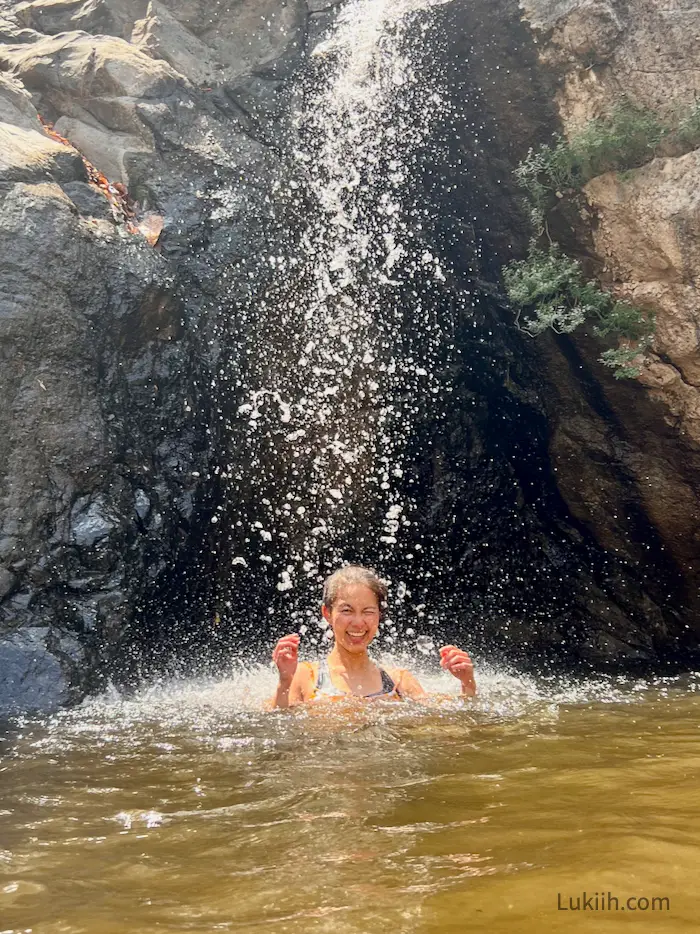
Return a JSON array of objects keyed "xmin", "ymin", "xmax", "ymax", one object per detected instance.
[
  {"xmin": 315, "ymin": 658, "xmax": 345, "ymax": 696},
  {"xmin": 363, "ymin": 667, "xmax": 402, "ymax": 698},
  {"xmin": 379, "ymin": 667, "xmax": 397, "ymax": 694}
]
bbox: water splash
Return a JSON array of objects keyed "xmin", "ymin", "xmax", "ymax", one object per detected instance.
[
  {"xmin": 18, "ymin": 662, "xmax": 696, "ymax": 740},
  {"xmin": 209, "ymin": 0, "xmax": 459, "ymax": 637}
]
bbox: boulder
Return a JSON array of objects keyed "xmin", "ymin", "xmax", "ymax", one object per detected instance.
[
  {"xmin": 131, "ymin": 1, "xmax": 222, "ymax": 87},
  {"xmin": 53, "ymin": 115, "xmax": 152, "ymax": 183},
  {"xmin": 0, "ymin": 72, "xmax": 39, "ymax": 129},
  {"xmin": 0, "ymin": 627, "xmax": 71, "ymax": 713},
  {"xmin": 15, "ymin": 0, "xmax": 125, "ymax": 37},
  {"xmin": 0, "ymin": 121, "xmax": 85, "ymax": 182},
  {"xmin": 132, "ymin": 0, "xmax": 307, "ymax": 86},
  {"xmin": 0, "ymin": 31, "xmax": 182, "ymax": 99}
]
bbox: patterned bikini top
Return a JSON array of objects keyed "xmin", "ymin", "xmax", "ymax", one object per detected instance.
[{"xmin": 310, "ymin": 658, "xmax": 402, "ymax": 700}]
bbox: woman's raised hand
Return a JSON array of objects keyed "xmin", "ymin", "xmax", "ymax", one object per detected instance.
[
  {"xmin": 272, "ymin": 633, "xmax": 300, "ymax": 685},
  {"xmin": 439, "ymin": 645, "xmax": 476, "ymax": 696}
]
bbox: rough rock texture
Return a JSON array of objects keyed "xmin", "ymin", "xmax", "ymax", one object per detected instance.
[
  {"xmin": 521, "ymin": 0, "xmax": 700, "ymax": 127},
  {"xmin": 0, "ymin": 94, "xmax": 205, "ymax": 709},
  {"xmin": 392, "ymin": 0, "xmax": 698, "ymax": 667},
  {"xmin": 0, "ymin": 0, "xmax": 347, "ymax": 712},
  {"xmin": 585, "ymin": 157, "xmax": 700, "ymax": 429},
  {"xmin": 517, "ymin": 0, "xmax": 700, "ymax": 641}
]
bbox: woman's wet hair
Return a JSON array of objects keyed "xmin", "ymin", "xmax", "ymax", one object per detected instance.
[{"xmin": 322, "ymin": 565, "xmax": 388, "ymax": 614}]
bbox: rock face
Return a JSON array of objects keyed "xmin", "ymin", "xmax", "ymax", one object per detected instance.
[
  {"xmin": 0, "ymin": 0, "xmax": 347, "ymax": 712},
  {"xmin": 521, "ymin": 0, "xmax": 700, "ymax": 125},
  {"xmin": 518, "ymin": 0, "xmax": 700, "ymax": 644},
  {"xmin": 586, "ymin": 156, "xmax": 700, "ymax": 416},
  {"xmin": 0, "ymin": 83, "xmax": 205, "ymax": 709},
  {"xmin": 1, "ymin": 0, "xmax": 699, "ymax": 712}
]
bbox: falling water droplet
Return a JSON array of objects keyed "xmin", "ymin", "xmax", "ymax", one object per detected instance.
[{"xmin": 416, "ymin": 635, "xmax": 435, "ymax": 656}]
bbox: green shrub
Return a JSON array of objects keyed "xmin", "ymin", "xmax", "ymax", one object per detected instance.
[
  {"xmin": 503, "ymin": 100, "xmax": 686, "ymax": 379},
  {"xmin": 503, "ymin": 246, "xmax": 654, "ymax": 378},
  {"xmin": 599, "ymin": 339, "xmax": 654, "ymax": 380},
  {"xmin": 516, "ymin": 99, "xmax": 700, "ymax": 212},
  {"xmin": 505, "ymin": 101, "xmax": 672, "ymax": 379},
  {"xmin": 570, "ymin": 102, "xmax": 667, "ymax": 179},
  {"xmin": 516, "ymin": 102, "xmax": 667, "ymax": 207}
]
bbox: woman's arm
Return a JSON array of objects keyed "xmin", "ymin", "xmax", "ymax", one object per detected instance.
[
  {"xmin": 393, "ymin": 646, "xmax": 477, "ymax": 701},
  {"xmin": 270, "ymin": 664, "xmax": 313, "ymax": 708}
]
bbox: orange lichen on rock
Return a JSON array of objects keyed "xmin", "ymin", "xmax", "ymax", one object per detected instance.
[
  {"xmin": 38, "ymin": 115, "xmax": 163, "ymax": 246},
  {"xmin": 136, "ymin": 213, "xmax": 165, "ymax": 246}
]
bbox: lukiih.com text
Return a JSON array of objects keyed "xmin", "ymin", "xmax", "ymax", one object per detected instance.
[{"xmin": 557, "ymin": 892, "xmax": 670, "ymax": 912}]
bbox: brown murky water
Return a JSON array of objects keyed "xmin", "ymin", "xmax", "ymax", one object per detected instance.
[{"xmin": 1, "ymin": 665, "xmax": 699, "ymax": 934}]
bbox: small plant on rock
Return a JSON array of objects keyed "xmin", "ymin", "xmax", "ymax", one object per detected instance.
[
  {"xmin": 515, "ymin": 102, "xmax": 667, "ymax": 213},
  {"xmin": 599, "ymin": 339, "xmax": 654, "ymax": 380},
  {"xmin": 503, "ymin": 99, "xmax": 673, "ymax": 380},
  {"xmin": 503, "ymin": 246, "xmax": 654, "ymax": 379}
]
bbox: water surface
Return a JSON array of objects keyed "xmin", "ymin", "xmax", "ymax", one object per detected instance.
[{"xmin": 1, "ymin": 665, "xmax": 698, "ymax": 933}]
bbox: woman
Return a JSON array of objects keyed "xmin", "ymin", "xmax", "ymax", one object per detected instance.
[{"xmin": 270, "ymin": 565, "xmax": 476, "ymax": 708}]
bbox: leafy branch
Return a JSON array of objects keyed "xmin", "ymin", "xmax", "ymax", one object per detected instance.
[
  {"xmin": 502, "ymin": 99, "xmax": 680, "ymax": 377},
  {"xmin": 504, "ymin": 247, "xmax": 654, "ymax": 379}
]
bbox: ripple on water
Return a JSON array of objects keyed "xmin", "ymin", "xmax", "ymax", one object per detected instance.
[{"xmin": 1, "ymin": 665, "xmax": 699, "ymax": 934}]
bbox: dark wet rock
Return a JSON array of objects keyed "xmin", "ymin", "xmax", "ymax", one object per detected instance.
[
  {"xmin": 0, "ymin": 627, "xmax": 70, "ymax": 713},
  {"xmin": 71, "ymin": 496, "xmax": 120, "ymax": 548},
  {"xmin": 134, "ymin": 489, "xmax": 151, "ymax": 520},
  {"xmin": 413, "ymin": 0, "xmax": 700, "ymax": 666},
  {"xmin": 62, "ymin": 179, "xmax": 113, "ymax": 218},
  {"xmin": 307, "ymin": 11, "xmax": 336, "ymax": 46},
  {"xmin": 0, "ymin": 569, "xmax": 18, "ymax": 600},
  {"xmin": 0, "ymin": 156, "xmax": 209, "ymax": 703},
  {"xmin": 306, "ymin": 0, "xmax": 344, "ymax": 12},
  {"xmin": 133, "ymin": 0, "xmax": 308, "ymax": 86},
  {"xmin": 0, "ymin": 0, "xmax": 311, "ymax": 709},
  {"xmin": 132, "ymin": 1, "xmax": 220, "ymax": 87},
  {"xmin": 0, "ymin": 537, "xmax": 19, "ymax": 560}
]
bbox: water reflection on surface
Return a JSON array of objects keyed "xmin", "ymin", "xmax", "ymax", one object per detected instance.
[{"xmin": 1, "ymin": 664, "xmax": 698, "ymax": 933}]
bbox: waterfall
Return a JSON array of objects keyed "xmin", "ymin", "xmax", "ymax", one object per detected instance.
[{"xmin": 213, "ymin": 0, "xmax": 457, "ymax": 640}]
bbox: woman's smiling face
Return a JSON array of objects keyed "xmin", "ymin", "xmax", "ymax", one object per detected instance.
[{"xmin": 323, "ymin": 583, "xmax": 381, "ymax": 653}]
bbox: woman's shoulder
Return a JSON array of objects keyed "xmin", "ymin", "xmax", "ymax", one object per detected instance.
[{"xmin": 298, "ymin": 660, "xmax": 317, "ymax": 676}]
